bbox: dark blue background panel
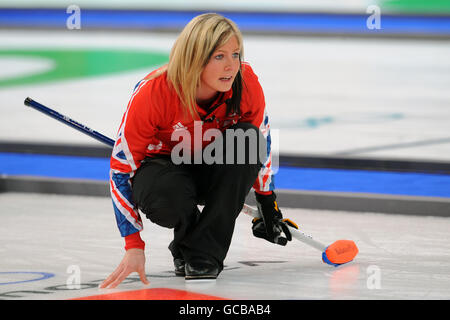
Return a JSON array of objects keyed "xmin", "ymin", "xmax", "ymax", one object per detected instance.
[
  {"xmin": 1, "ymin": 152, "xmax": 449, "ymax": 198},
  {"xmin": 0, "ymin": 9, "xmax": 449, "ymax": 36}
]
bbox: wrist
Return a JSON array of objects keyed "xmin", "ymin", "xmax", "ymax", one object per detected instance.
[
  {"xmin": 124, "ymin": 232, "xmax": 145, "ymax": 251},
  {"xmin": 255, "ymin": 190, "xmax": 276, "ymax": 204},
  {"xmin": 255, "ymin": 190, "xmax": 282, "ymax": 219},
  {"xmin": 255, "ymin": 190, "xmax": 273, "ymax": 196}
]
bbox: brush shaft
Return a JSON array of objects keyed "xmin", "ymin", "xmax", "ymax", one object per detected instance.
[{"xmin": 24, "ymin": 97, "xmax": 115, "ymax": 147}]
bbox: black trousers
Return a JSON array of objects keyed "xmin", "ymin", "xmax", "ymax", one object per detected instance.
[{"xmin": 132, "ymin": 122, "xmax": 265, "ymax": 270}]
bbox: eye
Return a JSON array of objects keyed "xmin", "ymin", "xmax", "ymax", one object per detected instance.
[
  {"xmin": 232, "ymin": 52, "xmax": 240, "ymax": 59},
  {"xmin": 214, "ymin": 54, "xmax": 224, "ymax": 60}
]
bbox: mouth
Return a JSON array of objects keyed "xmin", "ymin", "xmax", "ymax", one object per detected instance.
[{"xmin": 219, "ymin": 76, "xmax": 233, "ymax": 82}]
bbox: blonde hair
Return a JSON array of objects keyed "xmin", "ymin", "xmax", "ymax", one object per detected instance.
[{"xmin": 167, "ymin": 13, "xmax": 244, "ymax": 120}]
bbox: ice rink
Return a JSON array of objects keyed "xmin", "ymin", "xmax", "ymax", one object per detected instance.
[
  {"xmin": 1, "ymin": 192, "xmax": 450, "ymax": 300},
  {"xmin": 1, "ymin": 25, "xmax": 450, "ymax": 300}
]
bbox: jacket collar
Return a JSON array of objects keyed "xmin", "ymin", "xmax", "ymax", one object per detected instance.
[{"xmin": 196, "ymin": 88, "xmax": 233, "ymax": 118}]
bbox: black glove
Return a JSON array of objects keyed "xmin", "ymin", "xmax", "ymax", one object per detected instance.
[{"xmin": 252, "ymin": 191, "xmax": 298, "ymax": 246}]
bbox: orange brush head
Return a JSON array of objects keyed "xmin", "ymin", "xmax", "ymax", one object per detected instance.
[{"xmin": 323, "ymin": 240, "xmax": 359, "ymax": 265}]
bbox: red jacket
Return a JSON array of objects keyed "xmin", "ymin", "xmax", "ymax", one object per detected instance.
[{"xmin": 110, "ymin": 62, "xmax": 275, "ymax": 250}]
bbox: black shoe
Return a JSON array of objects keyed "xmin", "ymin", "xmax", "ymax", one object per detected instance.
[
  {"xmin": 174, "ymin": 258, "xmax": 185, "ymax": 277},
  {"xmin": 185, "ymin": 259, "xmax": 219, "ymax": 280}
]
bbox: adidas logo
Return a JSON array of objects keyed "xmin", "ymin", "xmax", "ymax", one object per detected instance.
[{"xmin": 173, "ymin": 122, "xmax": 187, "ymax": 131}]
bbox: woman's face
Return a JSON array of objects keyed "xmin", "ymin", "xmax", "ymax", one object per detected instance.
[{"xmin": 197, "ymin": 35, "xmax": 241, "ymax": 104}]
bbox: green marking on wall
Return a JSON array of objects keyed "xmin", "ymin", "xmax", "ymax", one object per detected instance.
[
  {"xmin": 379, "ymin": 0, "xmax": 450, "ymax": 14},
  {"xmin": 0, "ymin": 49, "xmax": 169, "ymax": 88}
]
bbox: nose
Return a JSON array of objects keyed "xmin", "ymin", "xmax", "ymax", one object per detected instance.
[
  {"xmin": 224, "ymin": 55, "xmax": 236, "ymax": 71},
  {"xmin": 224, "ymin": 57, "xmax": 232, "ymax": 71}
]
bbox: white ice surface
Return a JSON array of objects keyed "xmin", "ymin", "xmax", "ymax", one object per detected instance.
[{"xmin": 1, "ymin": 193, "xmax": 449, "ymax": 300}]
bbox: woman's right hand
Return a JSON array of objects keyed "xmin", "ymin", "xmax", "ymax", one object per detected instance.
[{"xmin": 99, "ymin": 248, "xmax": 150, "ymax": 289}]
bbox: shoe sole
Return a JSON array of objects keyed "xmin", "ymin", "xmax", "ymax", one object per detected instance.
[
  {"xmin": 185, "ymin": 277, "xmax": 217, "ymax": 282},
  {"xmin": 185, "ymin": 275, "xmax": 217, "ymax": 281}
]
